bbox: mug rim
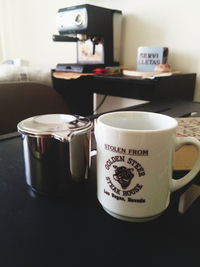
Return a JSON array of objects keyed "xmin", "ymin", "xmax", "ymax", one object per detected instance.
[{"xmin": 97, "ymin": 111, "xmax": 178, "ymax": 132}]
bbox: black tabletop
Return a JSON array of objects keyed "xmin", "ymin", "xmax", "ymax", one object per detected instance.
[{"xmin": 0, "ymin": 133, "xmax": 200, "ymax": 267}]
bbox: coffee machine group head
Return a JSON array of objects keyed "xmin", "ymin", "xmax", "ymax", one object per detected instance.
[{"xmin": 53, "ymin": 4, "xmax": 122, "ymax": 72}]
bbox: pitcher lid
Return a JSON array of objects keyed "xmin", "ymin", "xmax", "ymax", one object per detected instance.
[{"xmin": 17, "ymin": 114, "xmax": 93, "ymax": 141}]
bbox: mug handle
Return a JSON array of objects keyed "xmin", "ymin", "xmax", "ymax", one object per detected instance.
[{"xmin": 171, "ymin": 137, "xmax": 200, "ymax": 192}]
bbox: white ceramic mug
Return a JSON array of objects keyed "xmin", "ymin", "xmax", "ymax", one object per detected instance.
[{"xmin": 95, "ymin": 111, "xmax": 200, "ymax": 222}]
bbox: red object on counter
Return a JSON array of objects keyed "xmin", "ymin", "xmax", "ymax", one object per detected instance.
[{"xmin": 94, "ymin": 68, "xmax": 109, "ymax": 74}]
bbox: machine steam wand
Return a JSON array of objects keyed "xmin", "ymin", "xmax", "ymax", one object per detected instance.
[{"xmin": 91, "ymin": 36, "xmax": 102, "ymax": 55}]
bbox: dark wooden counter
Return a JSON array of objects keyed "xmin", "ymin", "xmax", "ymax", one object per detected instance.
[
  {"xmin": 0, "ymin": 131, "xmax": 200, "ymax": 267},
  {"xmin": 52, "ymin": 71, "xmax": 196, "ymax": 116},
  {"xmin": 1, "ymin": 102, "xmax": 200, "ymax": 266}
]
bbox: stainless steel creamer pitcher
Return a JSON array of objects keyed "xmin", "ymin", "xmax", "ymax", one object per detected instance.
[{"xmin": 17, "ymin": 114, "xmax": 93, "ymax": 196}]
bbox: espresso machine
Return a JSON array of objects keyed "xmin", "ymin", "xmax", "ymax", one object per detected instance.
[{"xmin": 53, "ymin": 4, "xmax": 122, "ymax": 72}]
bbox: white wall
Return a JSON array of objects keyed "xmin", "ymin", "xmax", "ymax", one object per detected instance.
[
  {"xmin": 0, "ymin": 0, "xmax": 88, "ymax": 68},
  {"xmin": 0, "ymin": 37, "xmax": 2, "ymax": 62},
  {"xmin": 1, "ymin": 0, "xmax": 200, "ymax": 100}
]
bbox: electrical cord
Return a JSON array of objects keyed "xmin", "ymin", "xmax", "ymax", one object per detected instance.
[{"xmin": 94, "ymin": 95, "xmax": 107, "ymax": 113}]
